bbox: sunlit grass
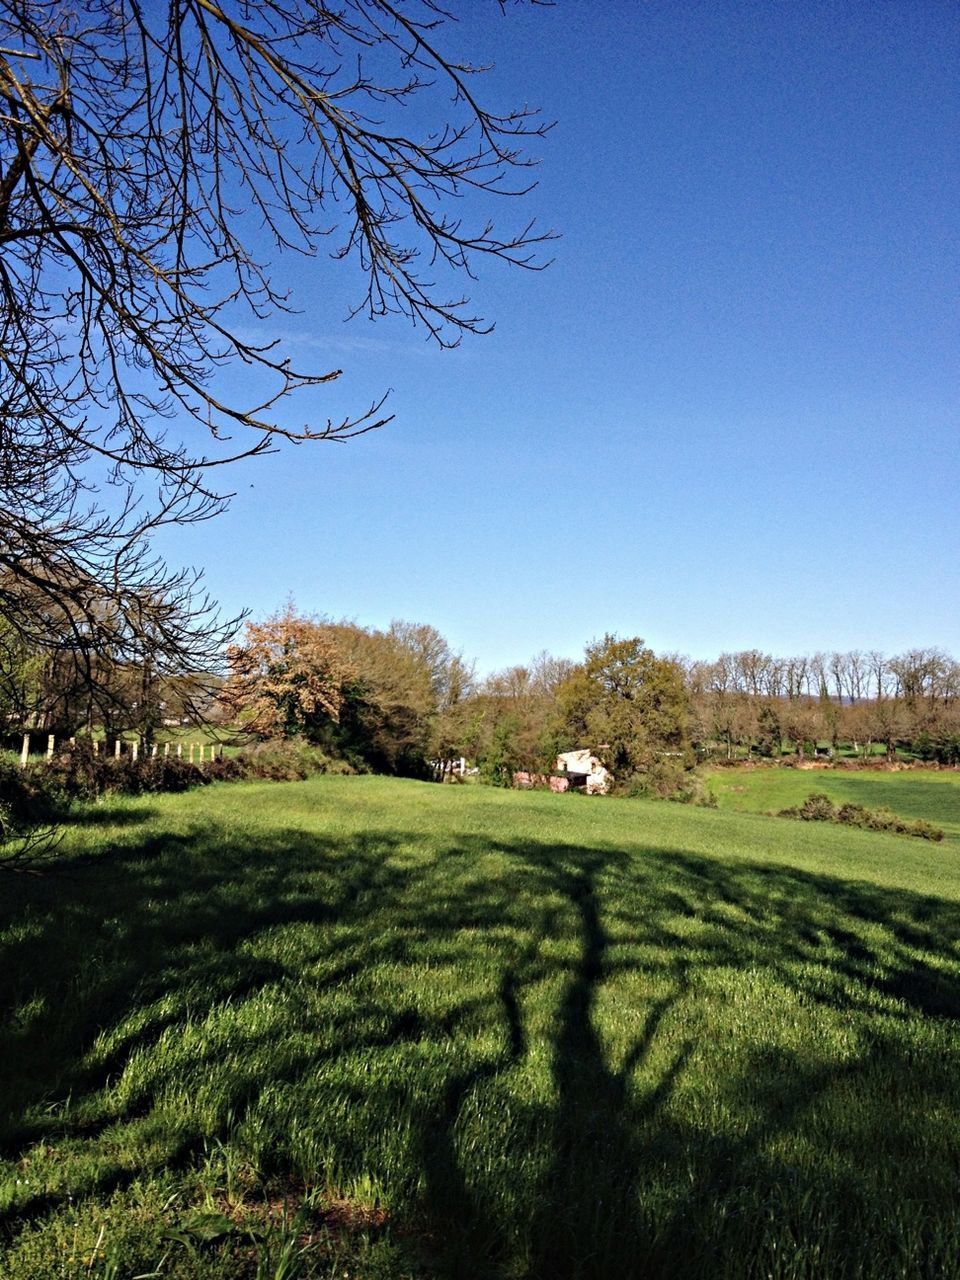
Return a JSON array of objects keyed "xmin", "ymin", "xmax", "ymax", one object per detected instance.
[{"xmin": 3, "ymin": 777, "xmax": 960, "ymax": 1277}]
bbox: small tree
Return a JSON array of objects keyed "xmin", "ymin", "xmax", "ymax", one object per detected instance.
[
  {"xmin": 781, "ymin": 701, "xmax": 823, "ymax": 760},
  {"xmin": 755, "ymin": 700, "xmax": 782, "ymax": 757},
  {"xmin": 868, "ymin": 697, "xmax": 909, "ymax": 763}
]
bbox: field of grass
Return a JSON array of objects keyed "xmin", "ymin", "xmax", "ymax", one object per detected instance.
[
  {"xmin": 705, "ymin": 764, "xmax": 960, "ymax": 841},
  {"xmin": 3, "ymin": 777, "xmax": 960, "ymax": 1278}
]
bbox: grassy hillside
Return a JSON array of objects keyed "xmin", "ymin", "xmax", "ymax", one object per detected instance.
[
  {"xmin": 705, "ymin": 764, "xmax": 960, "ymax": 841},
  {"xmin": 3, "ymin": 778, "xmax": 960, "ymax": 1278}
]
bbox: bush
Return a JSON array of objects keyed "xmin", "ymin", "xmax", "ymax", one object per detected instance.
[
  {"xmin": 40, "ymin": 736, "xmax": 354, "ymax": 795},
  {"xmin": 36, "ymin": 740, "xmax": 209, "ymax": 800},
  {"xmin": 0, "ymin": 756, "xmax": 66, "ymax": 822},
  {"xmin": 204, "ymin": 755, "xmax": 247, "ymax": 783},
  {"xmin": 670, "ymin": 773, "xmax": 718, "ymax": 807},
  {"xmin": 233, "ymin": 738, "xmax": 348, "ymax": 781},
  {"xmin": 779, "ymin": 792, "xmax": 944, "ymax": 841},
  {"xmin": 0, "ymin": 758, "xmax": 64, "ymax": 868},
  {"xmin": 616, "ymin": 759, "xmax": 716, "ymax": 806},
  {"xmin": 781, "ymin": 792, "xmax": 838, "ymax": 822}
]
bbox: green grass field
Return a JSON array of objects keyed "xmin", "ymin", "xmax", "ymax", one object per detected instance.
[
  {"xmin": 706, "ymin": 764, "xmax": 960, "ymax": 841},
  {"xmin": 3, "ymin": 777, "xmax": 960, "ymax": 1278}
]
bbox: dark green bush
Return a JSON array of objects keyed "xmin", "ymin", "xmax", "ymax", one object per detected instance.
[
  {"xmin": 779, "ymin": 793, "xmax": 944, "ymax": 841},
  {"xmin": 38, "ymin": 741, "xmax": 208, "ymax": 799},
  {"xmin": 616, "ymin": 759, "xmax": 716, "ymax": 806},
  {"xmin": 204, "ymin": 755, "xmax": 247, "ymax": 783},
  {"xmin": 0, "ymin": 758, "xmax": 65, "ymax": 868},
  {"xmin": 1, "ymin": 736, "xmax": 351, "ymax": 817},
  {"xmin": 0, "ymin": 756, "xmax": 61, "ymax": 824},
  {"xmin": 232, "ymin": 739, "xmax": 349, "ymax": 781}
]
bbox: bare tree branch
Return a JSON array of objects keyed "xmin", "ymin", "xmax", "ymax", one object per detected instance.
[{"xmin": 0, "ymin": 0, "xmax": 551, "ymax": 710}]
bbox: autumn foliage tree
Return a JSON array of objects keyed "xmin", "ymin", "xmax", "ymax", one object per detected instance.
[
  {"xmin": 221, "ymin": 609, "xmax": 352, "ymax": 740},
  {"xmin": 221, "ymin": 610, "xmax": 472, "ymax": 775}
]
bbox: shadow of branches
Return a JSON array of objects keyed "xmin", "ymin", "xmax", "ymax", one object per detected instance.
[{"xmin": 2, "ymin": 813, "xmax": 960, "ymax": 1277}]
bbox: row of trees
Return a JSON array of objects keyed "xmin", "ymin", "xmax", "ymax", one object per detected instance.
[
  {"xmin": 6, "ymin": 606, "xmax": 960, "ymax": 775},
  {"xmin": 219, "ymin": 608, "xmax": 474, "ymax": 777},
  {"xmin": 686, "ymin": 649, "xmax": 960, "ymax": 708},
  {"xmin": 682, "ymin": 649, "xmax": 960, "ymax": 763},
  {"xmin": 435, "ymin": 643, "xmax": 960, "ymax": 781},
  {"xmin": 219, "ymin": 616, "xmax": 692, "ymax": 786},
  {"xmin": 687, "ymin": 683, "xmax": 960, "ymax": 764}
]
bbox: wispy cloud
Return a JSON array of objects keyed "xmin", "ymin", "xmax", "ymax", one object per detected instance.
[
  {"xmin": 232, "ymin": 324, "xmax": 437, "ymax": 359},
  {"xmin": 229, "ymin": 322, "xmax": 497, "ymax": 365}
]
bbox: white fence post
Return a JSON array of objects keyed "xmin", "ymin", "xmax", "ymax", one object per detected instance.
[
  {"xmin": 163, "ymin": 742, "xmax": 170, "ymax": 758},
  {"xmin": 20, "ymin": 734, "xmax": 29, "ymax": 767},
  {"xmin": 46, "ymin": 734, "xmax": 55, "ymax": 760},
  {"xmin": 115, "ymin": 739, "xmax": 121, "ymax": 759},
  {"xmin": 131, "ymin": 741, "xmax": 138, "ymax": 762}
]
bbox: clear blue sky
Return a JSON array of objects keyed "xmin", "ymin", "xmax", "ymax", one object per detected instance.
[{"xmin": 154, "ymin": 0, "xmax": 959, "ymax": 675}]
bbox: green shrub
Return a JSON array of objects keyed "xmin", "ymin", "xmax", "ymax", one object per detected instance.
[
  {"xmin": 788, "ymin": 793, "xmax": 839, "ymax": 822},
  {"xmin": 38, "ymin": 740, "xmax": 208, "ymax": 800},
  {"xmin": 0, "ymin": 759, "xmax": 63, "ymax": 867},
  {"xmin": 233, "ymin": 738, "xmax": 349, "ymax": 781},
  {"xmin": 0, "ymin": 756, "xmax": 63, "ymax": 823},
  {"xmin": 779, "ymin": 793, "xmax": 945, "ymax": 841},
  {"xmin": 616, "ymin": 759, "xmax": 715, "ymax": 806}
]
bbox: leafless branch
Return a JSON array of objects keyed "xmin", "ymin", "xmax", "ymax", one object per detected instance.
[{"xmin": 0, "ymin": 0, "xmax": 551, "ymax": 713}]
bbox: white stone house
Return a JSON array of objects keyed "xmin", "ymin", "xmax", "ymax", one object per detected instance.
[{"xmin": 556, "ymin": 749, "xmax": 612, "ymax": 795}]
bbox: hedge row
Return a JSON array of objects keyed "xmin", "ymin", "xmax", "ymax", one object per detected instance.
[
  {"xmin": 0, "ymin": 738, "xmax": 353, "ymax": 847},
  {"xmin": 778, "ymin": 792, "xmax": 944, "ymax": 841}
]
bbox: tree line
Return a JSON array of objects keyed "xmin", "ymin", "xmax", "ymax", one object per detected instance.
[
  {"xmin": 686, "ymin": 648, "xmax": 960, "ymax": 706},
  {"xmin": 5, "ymin": 609, "xmax": 959, "ymax": 781},
  {"xmin": 683, "ymin": 648, "xmax": 960, "ymax": 763}
]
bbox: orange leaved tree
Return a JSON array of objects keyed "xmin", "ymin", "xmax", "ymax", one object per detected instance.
[{"xmin": 221, "ymin": 609, "xmax": 353, "ymax": 740}]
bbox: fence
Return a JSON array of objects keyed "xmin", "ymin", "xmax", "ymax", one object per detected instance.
[{"xmin": 15, "ymin": 734, "xmax": 224, "ymax": 767}]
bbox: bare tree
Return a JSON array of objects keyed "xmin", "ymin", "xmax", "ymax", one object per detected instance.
[
  {"xmin": 827, "ymin": 651, "xmax": 846, "ymax": 705},
  {"xmin": 844, "ymin": 650, "xmax": 866, "ymax": 703},
  {"xmin": 867, "ymin": 651, "xmax": 890, "ymax": 701},
  {"xmin": 0, "ymin": 0, "xmax": 551, "ymax": 698},
  {"xmin": 529, "ymin": 650, "xmax": 575, "ymax": 696}
]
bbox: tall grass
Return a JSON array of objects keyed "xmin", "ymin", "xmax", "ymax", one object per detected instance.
[{"xmin": 2, "ymin": 778, "xmax": 960, "ymax": 1277}]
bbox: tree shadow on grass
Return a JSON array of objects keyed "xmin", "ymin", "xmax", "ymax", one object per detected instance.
[
  {"xmin": 2, "ymin": 811, "xmax": 960, "ymax": 1277},
  {"xmin": 511, "ymin": 845, "xmax": 960, "ymax": 1279}
]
